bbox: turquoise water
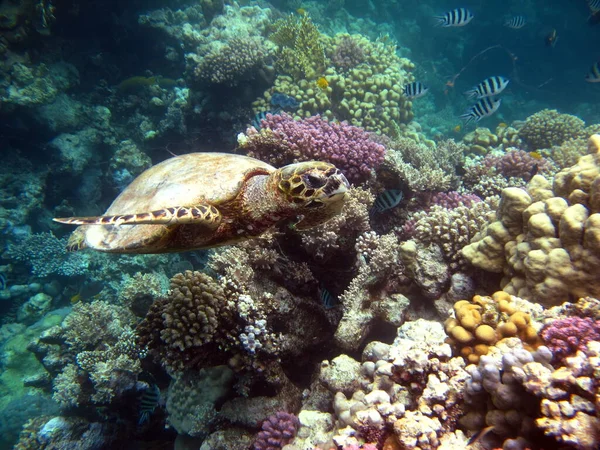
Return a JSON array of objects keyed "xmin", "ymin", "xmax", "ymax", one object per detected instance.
[{"xmin": 1, "ymin": 1, "xmax": 599, "ymax": 449}]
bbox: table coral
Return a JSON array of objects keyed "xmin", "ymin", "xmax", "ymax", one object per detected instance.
[
  {"xmin": 239, "ymin": 112, "xmax": 385, "ymax": 184},
  {"xmin": 462, "ymin": 134, "xmax": 600, "ymax": 306}
]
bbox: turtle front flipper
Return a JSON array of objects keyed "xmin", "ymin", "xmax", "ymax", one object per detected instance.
[{"xmin": 54, "ymin": 205, "xmax": 222, "ymax": 227}]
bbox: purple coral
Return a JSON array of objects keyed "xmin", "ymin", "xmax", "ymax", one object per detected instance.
[
  {"xmin": 482, "ymin": 149, "xmax": 552, "ymax": 180},
  {"xmin": 540, "ymin": 316, "xmax": 600, "ymax": 363},
  {"xmin": 254, "ymin": 411, "xmax": 300, "ymax": 450},
  {"xmin": 331, "ymin": 36, "xmax": 366, "ymax": 71},
  {"xmin": 418, "ymin": 191, "xmax": 481, "ymax": 210},
  {"xmin": 245, "ymin": 112, "xmax": 385, "ymax": 184}
]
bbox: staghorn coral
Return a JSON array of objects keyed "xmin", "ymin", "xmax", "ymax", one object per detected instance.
[
  {"xmin": 518, "ymin": 109, "xmax": 586, "ymax": 151},
  {"xmin": 238, "ymin": 112, "xmax": 385, "ymax": 184},
  {"xmin": 462, "ymin": 134, "xmax": 600, "ymax": 306}
]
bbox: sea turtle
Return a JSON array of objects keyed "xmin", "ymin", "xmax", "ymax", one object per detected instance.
[{"xmin": 54, "ymin": 153, "xmax": 349, "ymax": 254}]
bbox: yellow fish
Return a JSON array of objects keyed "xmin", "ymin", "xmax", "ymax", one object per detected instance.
[
  {"xmin": 453, "ymin": 124, "xmax": 461, "ymax": 133},
  {"xmin": 497, "ymin": 122, "xmax": 508, "ymax": 128},
  {"xmin": 529, "ymin": 151, "xmax": 542, "ymax": 160},
  {"xmin": 296, "ymin": 8, "xmax": 307, "ymax": 16},
  {"xmin": 316, "ymin": 77, "xmax": 329, "ymax": 90},
  {"xmin": 70, "ymin": 293, "xmax": 82, "ymax": 304}
]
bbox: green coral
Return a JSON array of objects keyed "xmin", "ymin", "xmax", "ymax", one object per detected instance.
[{"xmin": 270, "ymin": 14, "xmax": 326, "ymax": 80}]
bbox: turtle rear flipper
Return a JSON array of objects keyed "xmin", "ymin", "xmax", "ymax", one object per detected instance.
[{"xmin": 54, "ymin": 205, "xmax": 222, "ymax": 227}]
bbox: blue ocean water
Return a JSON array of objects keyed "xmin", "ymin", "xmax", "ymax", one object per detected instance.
[{"xmin": 1, "ymin": 0, "xmax": 600, "ymax": 449}]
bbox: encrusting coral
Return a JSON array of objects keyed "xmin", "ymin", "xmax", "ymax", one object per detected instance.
[
  {"xmin": 462, "ymin": 134, "xmax": 600, "ymax": 306},
  {"xmin": 518, "ymin": 109, "xmax": 587, "ymax": 151}
]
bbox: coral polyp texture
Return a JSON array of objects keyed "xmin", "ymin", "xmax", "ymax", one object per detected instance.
[
  {"xmin": 238, "ymin": 112, "xmax": 385, "ymax": 183},
  {"xmin": 462, "ymin": 134, "xmax": 600, "ymax": 306}
]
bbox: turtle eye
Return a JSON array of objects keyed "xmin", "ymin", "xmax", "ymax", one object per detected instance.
[{"xmin": 303, "ymin": 173, "xmax": 326, "ymax": 188}]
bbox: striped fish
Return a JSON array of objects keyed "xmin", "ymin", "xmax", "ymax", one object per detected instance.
[
  {"xmin": 0, "ymin": 273, "xmax": 5, "ymax": 291},
  {"xmin": 370, "ymin": 189, "xmax": 404, "ymax": 215},
  {"xmin": 589, "ymin": 0, "xmax": 600, "ymax": 12},
  {"xmin": 319, "ymin": 287, "xmax": 338, "ymax": 309},
  {"xmin": 504, "ymin": 16, "xmax": 526, "ymax": 29},
  {"xmin": 434, "ymin": 8, "xmax": 474, "ymax": 27},
  {"xmin": 402, "ymin": 82, "xmax": 428, "ymax": 99},
  {"xmin": 460, "ymin": 97, "xmax": 501, "ymax": 125},
  {"xmin": 138, "ymin": 384, "xmax": 160, "ymax": 425},
  {"xmin": 464, "ymin": 76, "xmax": 509, "ymax": 100},
  {"xmin": 586, "ymin": 62, "xmax": 600, "ymax": 83}
]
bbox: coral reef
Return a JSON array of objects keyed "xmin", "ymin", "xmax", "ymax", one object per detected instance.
[
  {"xmin": 518, "ymin": 109, "xmax": 587, "ymax": 151},
  {"xmin": 540, "ymin": 316, "xmax": 600, "ymax": 363},
  {"xmin": 463, "ymin": 134, "xmax": 600, "ymax": 306},
  {"xmin": 238, "ymin": 112, "xmax": 385, "ymax": 183},
  {"xmin": 444, "ymin": 291, "xmax": 541, "ymax": 364},
  {"xmin": 254, "ymin": 411, "xmax": 300, "ymax": 449}
]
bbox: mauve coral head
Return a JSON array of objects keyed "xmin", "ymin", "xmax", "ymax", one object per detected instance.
[
  {"xmin": 540, "ymin": 316, "xmax": 600, "ymax": 362},
  {"xmin": 254, "ymin": 411, "xmax": 300, "ymax": 450},
  {"xmin": 256, "ymin": 113, "xmax": 385, "ymax": 184}
]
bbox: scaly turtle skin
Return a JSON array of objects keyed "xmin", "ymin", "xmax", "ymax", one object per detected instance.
[{"xmin": 54, "ymin": 153, "xmax": 349, "ymax": 254}]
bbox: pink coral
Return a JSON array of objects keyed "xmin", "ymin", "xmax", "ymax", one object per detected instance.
[
  {"xmin": 482, "ymin": 149, "xmax": 552, "ymax": 180},
  {"xmin": 254, "ymin": 411, "xmax": 299, "ymax": 450},
  {"xmin": 540, "ymin": 316, "xmax": 600, "ymax": 363},
  {"xmin": 244, "ymin": 113, "xmax": 385, "ymax": 184},
  {"xmin": 418, "ymin": 191, "xmax": 481, "ymax": 210}
]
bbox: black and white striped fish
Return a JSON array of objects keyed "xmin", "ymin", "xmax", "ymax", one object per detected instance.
[
  {"xmin": 460, "ymin": 98, "xmax": 501, "ymax": 125},
  {"xmin": 402, "ymin": 82, "xmax": 429, "ymax": 99},
  {"xmin": 138, "ymin": 384, "xmax": 160, "ymax": 425},
  {"xmin": 370, "ymin": 189, "xmax": 404, "ymax": 215},
  {"xmin": 589, "ymin": 0, "xmax": 600, "ymax": 13},
  {"xmin": 504, "ymin": 16, "xmax": 526, "ymax": 29},
  {"xmin": 434, "ymin": 8, "xmax": 474, "ymax": 27},
  {"xmin": 464, "ymin": 76, "xmax": 509, "ymax": 100},
  {"xmin": 586, "ymin": 61, "xmax": 600, "ymax": 82}
]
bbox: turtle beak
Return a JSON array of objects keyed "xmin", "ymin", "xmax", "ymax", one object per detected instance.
[{"xmin": 321, "ymin": 170, "xmax": 349, "ymax": 202}]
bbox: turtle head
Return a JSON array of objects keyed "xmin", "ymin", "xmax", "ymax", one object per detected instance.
[{"xmin": 275, "ymin": 161, "xmax": 350, "ymax": 229}]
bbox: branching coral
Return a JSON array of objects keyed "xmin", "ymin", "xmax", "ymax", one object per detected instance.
[
  {"xmin": 193, "ymin": 36, "xmax": 275, "ymax": 85},
  {"xmin": 270, "ymin": 14, "xmax": 326, "ymax": 80},
  {"xmin": 380, "ymin": 137, "xmax": 465, "ymax": 192},
  {"xmin": 238, "ymin": 112, "xmax": 385, "ymax": 184}
]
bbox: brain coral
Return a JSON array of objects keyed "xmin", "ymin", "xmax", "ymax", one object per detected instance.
[
  {"xmin": 238, "ymin": 112, "xmax": 385, "ymax": 183},
  {"xmin": 462, "ymin": 134, "xmax": 600, "ymax": 306}
]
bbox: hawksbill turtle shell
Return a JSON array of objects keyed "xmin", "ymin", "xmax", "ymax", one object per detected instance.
[{"xmin": 54, "ymin": 153, "xmax": 349, "ymax": 253}]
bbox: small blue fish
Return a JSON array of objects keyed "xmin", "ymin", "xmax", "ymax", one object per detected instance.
[
  {"xmin": 370, "ymin": 189, "xmax": 404, "ymax": 215},
  {"xmin": 319, "ymin": 287, "xmax": 338, "ymax": 309},
  {"xmin": 0, "ymin": 273, "xmax": 6, "ymax": 291},
  {"xmin": 138, "ymin": 384, "xmax": 160, "ymax": 425},
  {"xmin": 251, "ymin": 109, "xmax": 281, "ymax": 130},
  {"xmin": 270, "ymin": 93, "xmax": 299, "ymax": 109}
]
